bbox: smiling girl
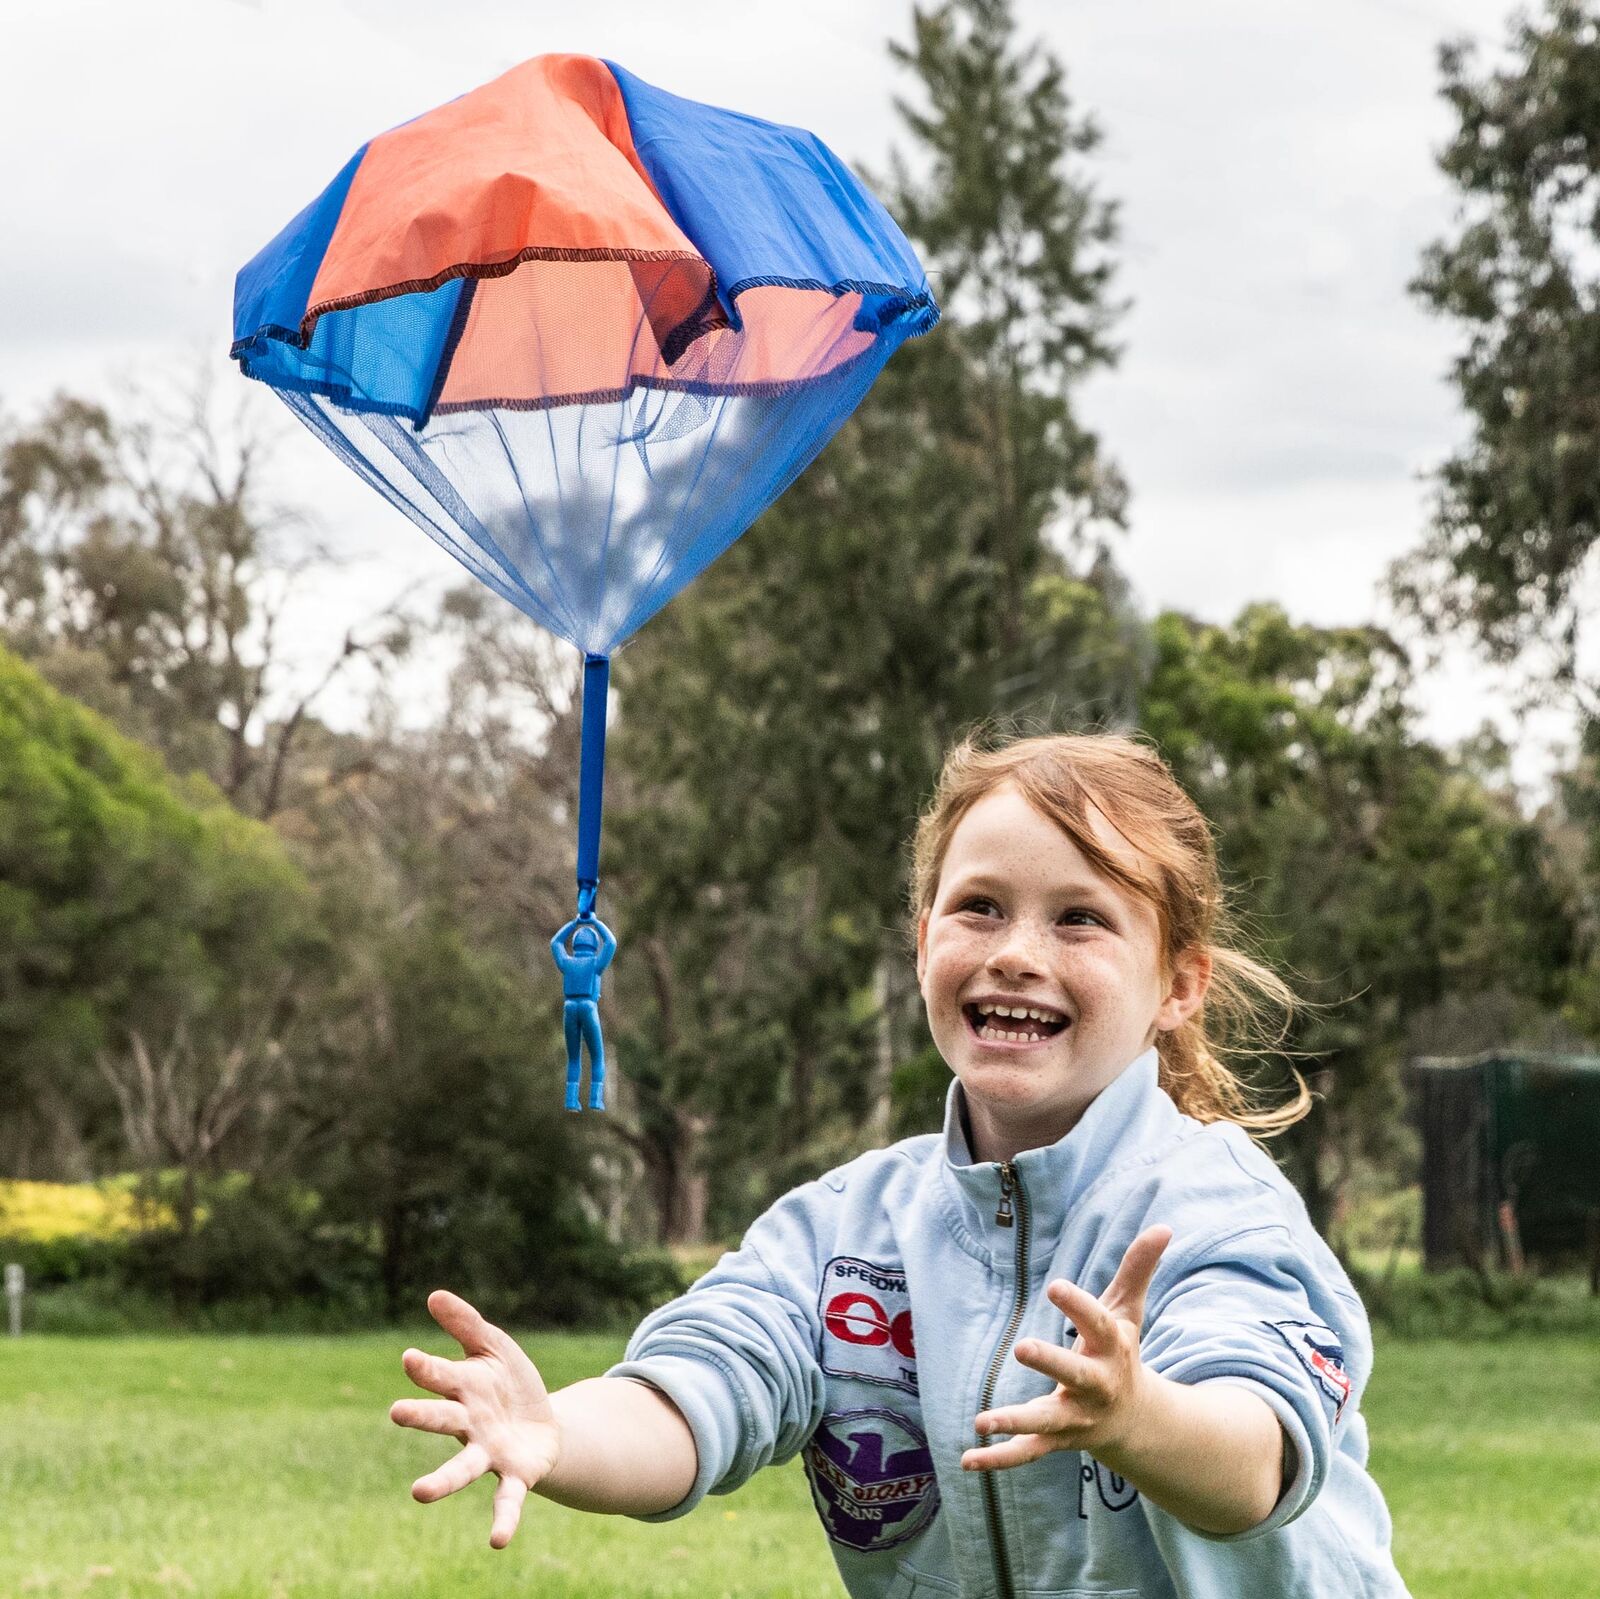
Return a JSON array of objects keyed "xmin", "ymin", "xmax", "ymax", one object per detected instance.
[{"xmin": 391, "ymin": 731, "xmax": 1413, "ymax": 1598}]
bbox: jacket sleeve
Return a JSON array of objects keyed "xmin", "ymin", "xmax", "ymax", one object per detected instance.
[
  {"xmin": 1136, "ymin": 1220, "xmax": 1368, "ymax": 1544},
  {"xmin": 602, "ymin": 1182, "xmax": 830, "ymax": 1521}
]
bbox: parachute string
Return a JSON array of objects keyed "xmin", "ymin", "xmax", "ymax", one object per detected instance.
[{"xmin": 483, "ymin": 407, "xmax": 585, "ymax": 643}]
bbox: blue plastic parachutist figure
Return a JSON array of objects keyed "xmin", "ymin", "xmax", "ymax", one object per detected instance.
[{"xmin": 550, "ymin": 915, "xmax": 617, "ymax": 1112}]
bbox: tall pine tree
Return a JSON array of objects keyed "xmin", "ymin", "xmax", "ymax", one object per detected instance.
[
  {"xmin": 603, "ymin": 0, "xmax": 1142, "ymax": 1240},
  {"xmin": 1401, "ymin": 0, "xmax": 1600, "ymax": 711}
]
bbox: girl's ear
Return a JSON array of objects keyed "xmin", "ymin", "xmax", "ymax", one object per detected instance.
[{"xmin": 1156, "ymin": 946, "xmax": 1212, "ymax": 1032}]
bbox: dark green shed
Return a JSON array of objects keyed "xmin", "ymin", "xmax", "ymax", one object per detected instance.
[{"xmin": 1405, "ymin": 1052, "xmax": 1600, "ymax": 1282}]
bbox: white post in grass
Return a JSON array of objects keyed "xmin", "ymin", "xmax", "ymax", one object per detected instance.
[{"xmin": 5, "ymin": 1263, "xmax": 22, "ymax": 1336}]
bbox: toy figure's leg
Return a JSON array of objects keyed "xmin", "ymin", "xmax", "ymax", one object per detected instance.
[
  {"xmin": 563, "ymin": 1002, "xmax": 584, "ymax": 1112},
  {"xmin": 579, "ymin": 1003, "xmax": 606, "ymax": 1111}
]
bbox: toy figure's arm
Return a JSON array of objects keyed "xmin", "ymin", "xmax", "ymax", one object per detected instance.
[
  {"xmin": 551, "ymin": 919, "xmax": 581, "ymax": 965},
  {"xmin": 593, "ymin": 919, "xmax": 618, "ymax": 971}
]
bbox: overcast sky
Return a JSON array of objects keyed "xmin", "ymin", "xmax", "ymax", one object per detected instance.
[{"xmin": 2, "ymin": 0, "xmax": 1575, "ymax": 793}]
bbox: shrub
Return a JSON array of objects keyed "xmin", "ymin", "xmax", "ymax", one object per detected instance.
[
  {"xmin": 0, "ymin": 1232, "xmax": 128, "ymax": 1285},
  {"xmin": 1350, "ymin": 1257, "xmax": 1600, "ymax": 1339},
  {"xmin": 120, "ymin": 1178, "xmax": 380, "ymax": 1312}
]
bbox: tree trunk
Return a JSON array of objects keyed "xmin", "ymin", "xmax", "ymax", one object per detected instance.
[
  {"xmin": 866, "ymin": 955, "xmax": 896, "ymax": 1146},
  {"xmin": 1280, "ymin": 1074, "xmax": 1339, "ymax": 1241},
  {"xmin": 381, "ymin": 1204, "xmax": 408, "ymax": 1323},
  {"xmin": 634, "ymin": 1105, "xmax": 712, "ymax": 1247}
]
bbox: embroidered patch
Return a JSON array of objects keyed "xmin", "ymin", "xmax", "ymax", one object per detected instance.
[
  {"xmin": 818, "ymin": 1257, "xmax": 917, "ymax": 1392},
  {"xmin": 803, "ymin": 1408, "xmax": 940, "ymax": 1552},
  {"xmin": 1266, "ymin": 1318, "xmax": 1351, "ymax": 1424}
]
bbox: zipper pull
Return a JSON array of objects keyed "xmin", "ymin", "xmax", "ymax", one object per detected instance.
[{"xmin": 996, "ymin": 1161, "xmax": 1015, "ymax": 1227}]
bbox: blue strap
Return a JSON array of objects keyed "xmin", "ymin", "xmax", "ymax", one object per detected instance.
[
  {"xmin": 560, "ymin": 652, "xmax": 613, "ymax": 1108},
  {"xmin": 576, "ymin": 653, "xmax": 609, "ymax": 902}
]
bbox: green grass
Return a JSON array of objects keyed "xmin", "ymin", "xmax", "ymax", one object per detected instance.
[{"xmin": 0, "ymin": 1329, "xmax": 1595, "ymax": 1598}]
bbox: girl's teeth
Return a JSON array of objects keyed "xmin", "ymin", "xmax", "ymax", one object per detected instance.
[{"xmin": 979, "ymin": 1024, "xmax": 1042, "ymax": 1043}]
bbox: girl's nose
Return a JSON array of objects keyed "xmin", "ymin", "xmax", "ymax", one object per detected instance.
[{"xmin": 986, "ymin": 920, "xmax": 1049, "ymax": 979}]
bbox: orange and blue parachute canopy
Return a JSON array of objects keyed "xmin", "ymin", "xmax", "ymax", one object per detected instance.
[{"xmin": 230, "ymin": 55, "xmax": 937, "ymax": 1108}]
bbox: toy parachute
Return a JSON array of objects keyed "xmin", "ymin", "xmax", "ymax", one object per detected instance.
[{"xmin": 231, "ymin": 54, "xmax": 938, "ymax": 1109}]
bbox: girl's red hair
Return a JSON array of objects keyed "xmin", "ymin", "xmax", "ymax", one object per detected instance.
[{"xmin": 908, "ymin": 730, "xmax": 1313, "ymax": 1138}]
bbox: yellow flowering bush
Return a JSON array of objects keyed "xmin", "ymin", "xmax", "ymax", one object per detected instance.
[{"xmin": 0, "ymin": 1176, "xmax": 173, "ymax": 1242}]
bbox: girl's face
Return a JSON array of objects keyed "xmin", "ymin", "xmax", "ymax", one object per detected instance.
[{"xmin": 916, "ymin": 783, "xmax": 1209, "ymax": 1162}]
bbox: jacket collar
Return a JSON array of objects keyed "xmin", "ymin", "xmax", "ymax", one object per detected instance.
[{"xmin": 936, "ymin": 1046, "xmax": 1185, "ymax": 1263}]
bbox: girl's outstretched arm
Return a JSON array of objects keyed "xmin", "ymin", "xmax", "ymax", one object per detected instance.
[
  {"xmin": 1088, "ymin": 1368, "xmax": 1287, "ymax": 1536},
  {"xmin": 540, "ymin": 1375, "xmax": 698, "ymax": 1513},
  {"xmin": 962, "ymin": 1226, "xmax": 1287, "ymax": 1536},
  {"xmin": 391, "ymin": 1290, "xmax": 697, "ymax": 1545}
]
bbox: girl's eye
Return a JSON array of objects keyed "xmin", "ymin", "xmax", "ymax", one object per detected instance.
[{"xmin": 951, "ymin": 899, "xmax": 1105, "ymax": 928}]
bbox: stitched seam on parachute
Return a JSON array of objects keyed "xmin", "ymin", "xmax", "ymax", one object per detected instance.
[
  {"xmin": 724, "ymin": 275, "xmax": 939, "ymax": 321},
  {"xmin": 416, "ymin": 276, "xmax": 478, "ymax": 427},
  {"xmin": 432, "ymin": 371, "xmax": 838, "ymax": 414},
  {"xmin": 230, "ymin": 260, "xmax": 941, "ymax": 365},
  {"xmin": 239, "ymin": 364, "xmax": 889, "ymax": 420},
  {"xmin": 227, "ymin": 245, "xmax": 713, "ymax": 361}
]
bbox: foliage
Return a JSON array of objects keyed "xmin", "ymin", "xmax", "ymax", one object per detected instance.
[
  {"xmin": 0, "ymin": 1174, "xmax": 168, "ymax": 1240},
  {"xmin": 1351, "ymin": 1257, "xmax": 1600, "ymax": 1339},
  {"xmin": 119, "ymin": 1176, "xmax": 380, "ymax": 1313},
  {"xmin": 5, "ymin": 0, "xmax": 1598, "ymax": 1293},
  {"xmin": 1400, "ymin": 0, "xmax": 1600, "ymax": 707},
  {"xmin": 0, "ymin": 380, "xmax": 405, "ymax": 817},
  {"xmin": 603, "ymin": 0, "xmax": 1143, "ymax": 1239},
  {"xmin": 887, "ymin": 0, "xmax": 1130, "ymax": 567},
  {"xmin": 1141, "ymin": 605, "xmax": 1576, "ymax": 1227},
  {"xmin": 0, "ymin": 642, "xmax": 319, "ymax": 1176},
  {"xmin": 0, "ymin": 1234, "xmax": 129, "ymax": 1287},
  {"xmin": 311, "ymin": 906, "xmax": 667, "ymax": 1325}
]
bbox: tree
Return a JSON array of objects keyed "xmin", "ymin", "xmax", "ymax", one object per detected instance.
[
  {"xmin": 0, "ymin": 377, "xmax": 406, "ymax": 819},
  {"xmin": 1140, "ymin": 604, "xmax": 1575, "ymax": 1240},
  {"xmin": 887, "ymin": 0, "xmax": 1130, "ymax": 625},
  {"xmin": 1400, "ymin": 0, "xmax": 1600, "ymax": 710},
  {"xmin": 0, "ymin": 642, "xmax": 319, "ymax": 1183},
  {"xmin": 600, "ymin": 0, "xmax": 1142, "ymax": 1241}
]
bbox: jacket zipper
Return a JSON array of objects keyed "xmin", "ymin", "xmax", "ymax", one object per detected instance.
[{"xmin": 978, "ymin": 1160, "xmax": 1029, "ymax": 1599}]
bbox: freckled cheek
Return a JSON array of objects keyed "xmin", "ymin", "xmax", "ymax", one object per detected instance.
[
  {"xmin": 922, "ymin": 938, "xmax": 979, "ymax": 1010},
  {"xmin": 1066, "ymin": 953, "xmax": 1156, "ymax": 1022}
]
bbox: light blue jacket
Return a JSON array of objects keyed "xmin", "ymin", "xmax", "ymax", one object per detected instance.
[{"xmin": 607, "ymin": 1047, "xmax": 1413, "ymax": 1598}]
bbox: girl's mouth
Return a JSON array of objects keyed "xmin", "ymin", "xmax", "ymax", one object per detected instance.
[{"xmin": 962, "ymin": 1003, "xmax": 1070, "ymax": 1047}]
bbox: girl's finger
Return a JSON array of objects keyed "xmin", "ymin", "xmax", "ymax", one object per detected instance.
[
  {"xmin": 1011, "ymin": 1338, "xmax": 1103, "ymax": 1395},
  {"xmin": 1101, "ymin": 1225, "xmax": 1174, "ymax": 1322},
  {"xmin": 412, "ymin": 1440, "xmax": 490, "ymax": 1503},
  {"xmin": 389, "ymin": 1397, "xmax": 470, "ymax": 1437},
  {"xmin": 489, "ymin": 1474, "xmax": 529, "ymax": 1549},
  {"xmin": 1046, "ymin": 1280, "xmax": 1118, "ymax": 1351},
  {"xmin": 402, "ymin": 1347, "xmax": 462, "ymax": 1399},
  {"xmin": 428, "ymin": 1289, "xmax": 509, "ymax": 1360},
  {"xmin": 961, "ymin": 1432, "xmax": 1056, "ymax": 1472},
  {"xmin": 974, "ymin": 1392, "xmax": 1078, "ymax": 1439}
]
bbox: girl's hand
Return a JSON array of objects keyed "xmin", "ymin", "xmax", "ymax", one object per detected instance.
[
  {"xmin": 389, "ymin": 1289, "xmax": 561, "ymax": 1548},
  {"xmin": 963, "ymin": 1224, "xmax": 1173, "ymax": 1472}
]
